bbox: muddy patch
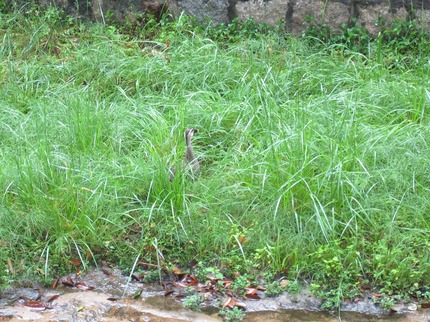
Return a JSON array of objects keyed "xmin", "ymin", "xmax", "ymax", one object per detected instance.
[{"xmin": 0, "ymin": 269, "xmax": 429, "ymax": 321}]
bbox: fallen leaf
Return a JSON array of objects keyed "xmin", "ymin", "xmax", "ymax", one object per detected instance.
[
  {"xmin": 223, "ymin": 280, "xmax": 233, "ymax": 288},
  {"xmin": 75, "ymin": 281, "xmax": 94, "ymax": 291},
  {"xmin": 171, "ymin": 266, "xmax": 183, "ymax": 276},
  {"xmin": 101, "ymin": 268, "xmax": 112, "ymax": 276},
  {"xmin": 107, "ymin": 297, "xmax": 120, "ymax": 301},
  {"xmin": 138, "ymin": 261, "xmax": 158, "ymax": 268},
  {"xmin": 62, "ymin": 277, "xmax": 75, "ymax": 287},
  {"xmin": 421, "ymin": 302, "xmax": 430, "ymax": 309},
  {"xmin": 70, "ymin": 258, "xmax": 81, "ymax": 267},
  {"xmin": 222, "ymin": 297, "xmax": 234, "ymax": 308},
  {"xmin": 245, "ymin": 288, "xmax": 258, "ymax": 295},
  {"xmin": 46, "ymin": 295, "xmax": 60, "ymax": 303},
  {"xmin": 164, "ymin": 290, "xmax": 174, "ymax": 297},
  {"xmin": 234, "ymin": 300, "xmax": 247, "ymax": 309},
  {"xmin": 52, "ymin": 277, "xmax": 60, "ymax": 289},
  {"xmin": 245, "ymin": 293, "xmax": 261, "ymax": 300},
  {"xmin": 131, "ymin": 273, "xmax": 144, "ymax": 282},
  {"xmin": 24, "ymin": 301, "xmax": 46, "ymax": 310}
]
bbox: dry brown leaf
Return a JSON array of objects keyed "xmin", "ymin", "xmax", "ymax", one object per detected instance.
[
  {"xmin": 164, "ymin": 290, "xmax": 174, "ymax": 297},
  {"xmin": 101, "ymin": 268, "xmax": 112, "ymax": 276},
  {"xmin": 75, "ymin": 281, "xmax": 94, "ymax": 291},
  {"xmin": 131, "ymin": 273, "xmax": 145, "ymax": 282},
  {"xmin": 223, "ymin": 280, "xmax": 233, "ymax": 288},
  {"xmin": 238, "ymin": 236, "xmax": 247, "ymax": 244},
  {"xmin": 245, "ymin": 288, "xmax": 258, "ymax": 295},
  {"xmin": 245, "ymin": 288, "xmax": 260, "ymax": 300},
  {"xmin": 234, "ymin": 300, "xmax": 247, "ymax": 309},
  {"xmin": 171, "ymin": 266, "xmax": 183, "ymax": 276},
  {"xmin": 46, "ymin": 295, "xmax": 60, "ymax": 303},
  {"xmin": 24, "ymin": 301, "xmax": 46, "ymax": 310},
  {"xmin": 245, "ymin": 293, "xmax": 261, "ymax": 300},
  {"xmin": 70, "ymin": 258, "xmax": 81, "ymax": 267},
  {"xmin": 61, "ymin": 277, "xmax": 75, "ymax": 287},
  {"xmin": 52, "ymin": 277, "xmax": 60, "ymax": 289},
  {"xmin": 227, "ymin": 297, "xmax": 236, "ymax": 309},
  {"xmin": 221, "ymin": 297, "xmax": 234, "ymax": 308}
]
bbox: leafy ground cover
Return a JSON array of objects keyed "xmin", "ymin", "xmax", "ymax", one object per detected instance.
[{"xmin": 1, "ymin": 4, "xmax": 430, "ymax": 314}]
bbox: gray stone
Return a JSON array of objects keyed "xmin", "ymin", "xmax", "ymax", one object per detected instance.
[{"xmin": 20, "ymin": 0, "xmax": 430, "ymax": 34}]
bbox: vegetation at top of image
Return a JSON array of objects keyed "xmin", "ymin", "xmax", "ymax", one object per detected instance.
[{"xmin": 1, "ymin": 3, "xmax": 430, "ymax": 312}]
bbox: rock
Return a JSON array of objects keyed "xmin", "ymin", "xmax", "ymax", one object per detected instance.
[{"xmin": 12, "ymin": 1, "xmax": 430, "ymax": 39}]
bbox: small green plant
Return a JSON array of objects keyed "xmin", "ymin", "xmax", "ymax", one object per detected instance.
[
  {"xmin": 143, "ymin": 270, "xmax": 160, "ymax": 283},
  {"xmin": 183, "ymin": 293, "xmax": 204, "ymax": 311},
  {"xmin": 265, "ymin": 281, "xmax": 287, "ymax": 297},
  {"xmin": 372, "ymin": 293, "xmax": 395, "ymax": 310},
  {"xmin": 231, "ymin": 275, "xmax": 251, "ymax": 297},
  {"xmin": 219, "ymin": 307, "xmax": 246, "ymax": 322},
  {"xmin": 195, "ymin": 264, "xmax": 224, "ymax": 282},
  {"xmin": 286, "ymin": 280, "xmax": 300, "ymax": 294}
]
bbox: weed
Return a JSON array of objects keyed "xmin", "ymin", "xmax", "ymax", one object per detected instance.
[
  {"xmin": 219, "ymin": 307, "xmax": 246, "ymax": 322},
  {"xmin": 265, "ymin": 280, "xmax": 286, "ymax": 297},
  {"xmin": 286, "ymin": 280, "xmax": 300, "ymax": 294},
  {"xmin": 231, "ymin": 275, "xmax": 251, "ymax": 297},
  {"xmin": 143, "ymin": 270, "xmax": 160, "ymax": 283},
  {"xmin": 183, "ymin": 293, "xmax": 204, "ymax": 311}
]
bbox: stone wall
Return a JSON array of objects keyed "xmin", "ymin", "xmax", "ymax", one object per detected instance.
[{"xmin": 20, "ymin": 0, "xmax": 430, "ymax": 34}]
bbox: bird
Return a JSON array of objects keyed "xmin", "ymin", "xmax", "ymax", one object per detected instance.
[{"xmin": 169, "ymin": 128, "xmax": 200, "ymax": 181}]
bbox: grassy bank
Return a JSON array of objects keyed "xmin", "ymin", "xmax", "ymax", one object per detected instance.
[{"xmin": 1, "ymin": 5, "xmax": 430, "ymax": 309}]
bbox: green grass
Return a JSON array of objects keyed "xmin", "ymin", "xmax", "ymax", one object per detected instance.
[{"xmin": 1, "ymin": 6, "xmax": 430, "ymax": 307}]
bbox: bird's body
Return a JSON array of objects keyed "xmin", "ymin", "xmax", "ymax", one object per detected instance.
[
  {"xmin": 183, "ymin": 128, "xmax": 200, "ymax": 173},
  {"xmin": 169, "ymin": 128, "xmax": 199, "ymax": 181}
]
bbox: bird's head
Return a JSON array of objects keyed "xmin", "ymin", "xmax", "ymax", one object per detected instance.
[{"xmin": 185, "ymin": 128, "xmax": 199, "ymax": 139}]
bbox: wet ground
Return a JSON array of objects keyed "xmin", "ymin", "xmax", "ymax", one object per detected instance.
[{"xmin": 0, "ymin": 268, "xmax": 429, "ymax": 321}]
